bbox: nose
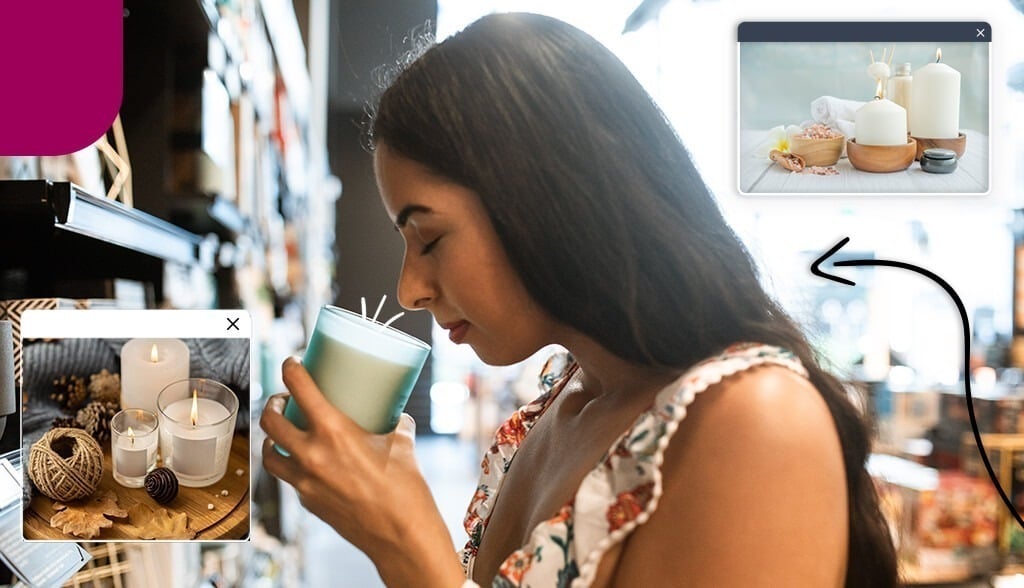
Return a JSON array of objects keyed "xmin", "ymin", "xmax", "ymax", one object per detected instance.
[{"xmin": 396, "ymin": 253, "xmax": 436, "ymax": 310}]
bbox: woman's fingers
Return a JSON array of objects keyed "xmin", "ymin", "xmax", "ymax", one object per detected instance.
[
  {"xmin": 280, "ymin": 356, "xmax": 340, "ymax": 431},
  {"xmin": 395, "ymin": 413, "xmax": 416, "ymax": 442},
  {"xmin": 259, "ymin": 392, "xmax": 307, "ymax": 456},
  {"xmin": 280, "ymin": 356, "xmax": 366, "ymax": 434},
  {"xmin": 261, "ymin": 436, "xmax": 306, "ymax": 484}
]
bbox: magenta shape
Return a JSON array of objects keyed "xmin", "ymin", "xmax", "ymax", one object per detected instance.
[{"xmin": 0, "ymin": 1, "xmax": 123, "ymax": 155}]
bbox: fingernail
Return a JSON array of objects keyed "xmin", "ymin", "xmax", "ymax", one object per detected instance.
[{"xmin": 269, "ymin": 397, "xmax": 285, "ymax": 413}]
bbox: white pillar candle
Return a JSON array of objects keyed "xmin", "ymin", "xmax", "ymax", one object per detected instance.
[
  {"xmin": 157, "ymin": 380, "xmax": 237, "ymax": 487},
  {"xmin": 855, "ymin": 98, "xmax": 908, "ymax": 146},
  {"xmin": 121, "ymin": 339, "xmax": 189, "ymax": 415},
  {"xmin": 111, "ymin": 409, "xmax": 159, "ymax": 488},
  {"xmin": 909, "ymin": 49, "xmax": 961, "ymax": 139}
]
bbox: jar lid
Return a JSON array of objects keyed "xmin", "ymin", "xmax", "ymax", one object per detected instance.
[{"xmin": 922, "ymin": 148, "xmax": 956, "ymax": 161}]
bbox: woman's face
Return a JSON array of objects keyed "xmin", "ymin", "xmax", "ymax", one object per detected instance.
[{"xmin": 373, "ymin": 144, "xmax": 557, "ymax": 365}]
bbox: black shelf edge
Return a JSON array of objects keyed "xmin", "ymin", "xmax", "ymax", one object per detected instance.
[{"xmin": 0, "ymin": 180, "xmax": 207, "ymax": 268}]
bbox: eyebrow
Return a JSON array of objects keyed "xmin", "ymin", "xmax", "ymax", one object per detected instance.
[{"xmin": 394, "ymin": 204, "xmax": 433, "ymax": 229}]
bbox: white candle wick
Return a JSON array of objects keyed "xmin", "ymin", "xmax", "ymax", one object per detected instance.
[
  {"xmin": 190, "ymin": 389, "xmax": 199, "ymax": 427},
  {"xmin": 150, "ymin": 344, "xmax": 160, "ymax": 363},
  {"xmin": 379, "ymin": 312, "xmax": 405, "ymax": 330},
  {"xmin": 371, "ymin": 295, "xmax": 387, "ymax": 323},
  {"xmin": 361, "ymin": 297, "xmax": 367, "ymax": 321}
]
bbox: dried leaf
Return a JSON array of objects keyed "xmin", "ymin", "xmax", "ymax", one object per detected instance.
[
  {"xmin": 50, "ymin": 490, "xmax": 128, "ymax": 539},
  {"xmin": 124, "ymin": 503, "xmax": 195, "ymax": 540}
]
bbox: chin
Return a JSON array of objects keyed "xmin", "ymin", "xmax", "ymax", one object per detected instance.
[{"xmin": 470, "ymin": 343, "xmax": 539, "ymax": 367}]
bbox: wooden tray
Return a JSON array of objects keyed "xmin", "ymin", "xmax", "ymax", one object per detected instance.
[{"xmin": 25, "ymin": 433, "xmax": 250, "ymax": 540}]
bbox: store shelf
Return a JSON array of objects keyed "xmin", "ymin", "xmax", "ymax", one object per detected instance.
[{"xmin": 0, "ymin": 180, "xmax": 208, "ymax": 269}]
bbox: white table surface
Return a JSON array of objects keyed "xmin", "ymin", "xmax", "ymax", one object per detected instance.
[{"xmin": 738, "ymin": 129, "xmax": 988, "ymax": 195}]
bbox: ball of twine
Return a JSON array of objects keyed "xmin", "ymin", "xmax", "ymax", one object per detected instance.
[{"xmin": 28, "ymin": 428, "xmax": 104, "ymax": 502}]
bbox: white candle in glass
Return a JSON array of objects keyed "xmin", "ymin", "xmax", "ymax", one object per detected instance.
[
  {"xmin": 121, "ymin": 339, "xmax": 189, "ymax": 415},
  {"xmin": 157, "ymin": 380, "xmax": 237, "ymax": 487},
  {"xmin": 909, "ymin": 49, "xmax": 961, "ymax": 139},
  {"xmin": 855, "ymin": 83, "xmax": 907, "ymax": 146},
  {"xmin": 111, "ymin": 409, "xmax": 159, "ymax": 488}
]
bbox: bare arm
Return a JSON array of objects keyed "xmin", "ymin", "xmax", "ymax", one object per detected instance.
[
  {"xmin": 605, "ymin": 366, "xmax": 849, "ymax": 587},
  {"xmin": 260, "ymin": 357, "xmax": 466, "ymax": 587}
]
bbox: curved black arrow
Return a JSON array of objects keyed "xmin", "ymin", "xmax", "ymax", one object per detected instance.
[{"xmin": 812, "ymin": 237, "xmax": 1023, "ymax": 530}]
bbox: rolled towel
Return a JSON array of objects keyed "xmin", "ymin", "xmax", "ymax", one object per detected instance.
[
  {"xmin": 811, "ymin": 96, "xmax": 865, "ymax": 126},
  {"xmin": 834, "ymin": 119, "xmax": 856, "ymax": 140}
]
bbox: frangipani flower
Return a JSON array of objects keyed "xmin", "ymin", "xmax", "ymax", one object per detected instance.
[{"xmin": 752, "ymin": 125, "xmax": 803, "ymax": 160}]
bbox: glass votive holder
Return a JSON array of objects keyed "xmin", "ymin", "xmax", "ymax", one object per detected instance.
[
  {"xmin": 157, "ymin": 378, "xmax": 238, "ymax": 487},
  {"xmin": 111, "ymin": 409, "xmax": 159, "ymax": 488}
]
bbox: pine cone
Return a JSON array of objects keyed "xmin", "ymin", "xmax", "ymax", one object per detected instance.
[
  {"xmin": 75, "ymin": 401, "xmax": 119, "ymax": 443},
  {"xmin": 50, "ymin": 375, "xmax": 88, "ymax": 411},
  {"xmin": 87, "ymin": 369, "xmax": 121, "ymax": 406},
  {"xmin": 145, "ymin": 468, "xmax": 179, "ymax": 504},
  {"xmin": 50, "ymin": 416, "xmax": 82, "ymax": 430}
]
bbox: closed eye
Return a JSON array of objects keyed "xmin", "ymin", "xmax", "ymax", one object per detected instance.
[{"xmin": 421, "ymin": 237, "xmax": 442, "ymax": 255}]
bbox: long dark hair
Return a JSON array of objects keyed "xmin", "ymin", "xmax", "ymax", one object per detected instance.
[{"xmin": 371, "ymin": 12, "xmax": 898, "ymax": 587}]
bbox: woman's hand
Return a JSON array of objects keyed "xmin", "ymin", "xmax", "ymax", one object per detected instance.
[{"xmin": 260, "ymin": 357, "xmax": 466, "ymax": 587}]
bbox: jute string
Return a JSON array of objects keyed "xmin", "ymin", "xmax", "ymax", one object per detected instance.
[{"xmin": 28, "ymin": 428, "xmax": 104, "ymax": 502}]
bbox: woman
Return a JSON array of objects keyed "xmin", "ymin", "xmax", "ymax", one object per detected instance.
[{"xmin": 261, "ymin": 13, "xmax": 898, "ymax": 587}]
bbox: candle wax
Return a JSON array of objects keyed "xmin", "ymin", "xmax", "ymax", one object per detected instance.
[
  {"xmin": 288, "ymin": 328, "xmax": 424, "ymax": 434},
  {"xmin": 121, "ymin": 339, "xmax": 189, "ymax": 415},
  {"xmin": 113, "ymin": 435, "xmax": 152, "ymax": 478},
  {"xmin": 855, "ymin": 99, "xmax": 907, "ymax": 146},
  {"xmin": 909, "ymin": 60, "xmax": 960, "ymax": 139},
  {"xmin": 161, "ymin": 397, "xmax": 231, "ymax": 479}
]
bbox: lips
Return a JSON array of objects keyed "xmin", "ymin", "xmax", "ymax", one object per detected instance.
[{"xmin": 441, "ymin": 320, "xmax": 470, "ymax": 344}]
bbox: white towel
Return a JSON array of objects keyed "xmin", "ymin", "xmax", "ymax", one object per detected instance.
[
  {"xmin": 834, "ymin": 119, "xmax": 856, "ymax": 140},
  {"xmin": 810, "ymin": 96, "xmax": 865, "ymax": 126}
]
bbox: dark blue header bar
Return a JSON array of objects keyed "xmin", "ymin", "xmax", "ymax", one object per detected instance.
[{"xmin": 738, "ymin": 22, "xmax": 991, "ymax": 43}]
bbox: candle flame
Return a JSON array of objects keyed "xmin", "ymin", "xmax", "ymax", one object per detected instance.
[
  {"xmin": 128, "ymin": 426, "xmax": 135, "ymax": 447},
  {"xmin": 874, "ymin": 79, "xmax": 884, "ymax": 100},
  {"xmin": 936, "ymin": 48, "xmax": 942, "ymax": 63},
  {"xmin": 150, "ymin": 344, "xmax": 159, "ymax": 363},
  {"xmin": 190, "ymin": 389, "xmax": 199, "ymax": 426}
]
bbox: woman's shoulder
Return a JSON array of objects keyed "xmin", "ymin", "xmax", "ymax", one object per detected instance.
[
  {"xmin": 659, "ymin": 343, "xmax": 843, "ymax": 497},
  {"xmin": 606, "ymin": 347, "xmax": 849, "ymax": 586}
]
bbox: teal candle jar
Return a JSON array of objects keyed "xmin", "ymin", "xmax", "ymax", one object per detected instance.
[{"xmin": 283, "ymin": 305, "xmax": 430, "ymax": 435}]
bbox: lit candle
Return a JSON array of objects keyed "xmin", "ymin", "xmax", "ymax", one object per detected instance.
[
  {"xmin": 855, "ymin": 81, "xmax": 908, "ymax": 146},
  {"xmin": 909, "ymin": 49, "xmax": 961, "ymax": 139},
  {"xmin": 111, "ymin": 409, "xmax": 159, "ymax": 488},
  {"xmin": 157, "ymin": 379, "xmax": 237, "ymax": 487},
  {"xmin": 121, "ymin": 339, "xmax": 189, "ymax": 415}
]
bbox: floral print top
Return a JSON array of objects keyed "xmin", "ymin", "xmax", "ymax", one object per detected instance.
[{"xmin": 459, "ymin": 344, "xmax": 808, "ymax": 587}]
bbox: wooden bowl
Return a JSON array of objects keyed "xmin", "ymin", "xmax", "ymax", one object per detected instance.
[
  {"xmin": 789, "ymin": 134, "xmax": 844, "ymax": 166},
  {"xmin": 911, "ymin": 132, "xmax": 966, "ymax": 161},
  {"xmin": 846, "ymin": 138, "xmax": 917, "ymax": 173}
]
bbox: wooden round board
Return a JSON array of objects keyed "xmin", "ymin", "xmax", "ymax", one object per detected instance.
[{"xmin": 25, "ymin": 433, "xmax": 250, "ymax": 540}]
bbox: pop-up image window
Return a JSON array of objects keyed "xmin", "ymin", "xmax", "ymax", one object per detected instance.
[
  {"xmin": 738, "ymin": 21, "xmax": 990, "ymax": 195},
  {"xmin": 18, "ymin": 310, "xmax": 251, "ymax": 542}
]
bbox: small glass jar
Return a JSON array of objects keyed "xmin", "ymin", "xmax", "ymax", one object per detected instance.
[{"xmin": 111, "ymin": 409, "xmax": 159, "ymax": 487}]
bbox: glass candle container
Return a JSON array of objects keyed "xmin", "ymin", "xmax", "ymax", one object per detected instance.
[
  {"xmin": 283, "ymin": 305, "xmax": 430, "ymax": 435},
  {"xmin": 111, "ymin": 409, "xmax": 159, "ymax": 488},
  {"xmin": 157, "ymin": 378, "xmax": 238, "ymax": 487}
]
